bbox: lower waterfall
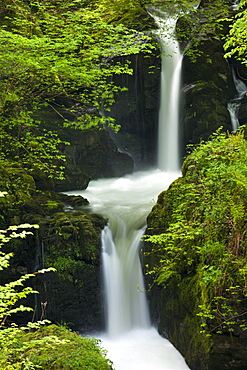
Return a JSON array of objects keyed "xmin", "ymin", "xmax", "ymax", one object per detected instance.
[
  {"xmin": 102, "ymin": 224, "xmax": 150, "ymax": 337},
  {"xmin": 67, "ymin": 170, "xmax": 190, "ymax": 369}
]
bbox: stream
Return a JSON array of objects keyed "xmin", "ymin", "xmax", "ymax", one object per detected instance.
[
  {"xmin": 67, "ymin": 11, "xmax": 191, "ymax": 370},
  {"xmin": 67, "ymin": 169, "xmax": 190, "ymax": 369}
]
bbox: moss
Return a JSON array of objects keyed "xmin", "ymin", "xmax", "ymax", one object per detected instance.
[
  {"xmin": 29, "ymin": 211, "xmax": 107, "ymax": 330},
  {"xmin": 0, "ymin": 160, "xmax": 36, "ymax": 195},
  {"xmin": 1, "ymin": 324, "xmax": 112, "ymax": 370},
  {"xmin": 55, "ymin": 193, "xmax": 89, "ymax": 207},
  {"xmin": 145, "ymin": 130, "xmax": 247, "ymax": 369},
  {"xmin": 0, "ymin": 160, "xmax": 106, "ymax": 330},
  {"xmin": 41, "ymin": 212, "xmax": 104, "ymax": 265},
  {"xmin": 98, "ymin": 0, "xmax": 155, "ymax": 30}
]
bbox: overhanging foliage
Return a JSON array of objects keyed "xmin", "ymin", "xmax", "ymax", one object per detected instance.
[{"xmin": 0, "ymin": 0, "xmax": 155, "ymax": 177}]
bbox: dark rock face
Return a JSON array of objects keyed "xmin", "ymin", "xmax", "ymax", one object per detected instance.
[
  {"xmin": 32, "ymin": 107, "xmax": 135, "ymax": 192},
  {"xmin": 239, "ymin": 95, "xmax": 247, "ymax": 125},
  {"xmin": 175, "ymin": 6, "xmax": 247, "ymax": 158},
  {"xmin": 236, "ymin": 64, "xmax": 247, "ymax": 126},
  {"xmin": 208, "ymin": 334, "xmax": 247, "ymax": 370},
  {"xmin": 58, "ymin": 127, "xmax": 134, "ymax": 182},
  {"xmin": 105, "ymin": 50, "xmax": 161, "ymax": 170},
  {"xmin": 181, "ymin": 37, "xmax": 234, "ymax": 155},
  {"xmin": 35, "ymin": 211, "xmax": 107, "ymax": 332}
]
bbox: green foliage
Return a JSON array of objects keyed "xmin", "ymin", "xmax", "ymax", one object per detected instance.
[
  {"xmin": 0, "ymin": 208, "xmax": 111, "ymax": 369},
  {"xmin": 0, "ymin": 114, "xmax": 68, "ymax": 179},
  {"xmin": 158, "ymin": 0, "xmax": 246, "ymax": 67},
  {"xmin": 185, "ymin": 0, "xmax": 247, "ymax": 66},
  {"xmin": 223, "ymin": 0, "xmax": 247, "ymax": 63},
  {"xmin": 0, "ymin": 0, "xmax": 155, "ymax": 177},
  {"xmin": 0, "ymin": 324, "xmax": 112, "ymax": 370},
  {"xmin": 145, "ymin": 127, "xmax": 247, "ymax": 335},
  {"xmin": 0, "ymin": 220, "xmax": 55, "ymax": 327},
  {"xmin": 96, "ymin": 0, "xmax": 154, "ymax": 29}
]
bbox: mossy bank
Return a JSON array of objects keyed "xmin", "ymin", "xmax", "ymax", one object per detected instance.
[
  {"xmin": 145, "ymin": 128, "xmax": 247, "ymax": 370},
  {"xmin": 0, "ymin": 159, "xmax": 107, "ymax": 331}
]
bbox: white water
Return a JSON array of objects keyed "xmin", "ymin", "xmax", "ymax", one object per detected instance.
[
  {"xmin": 100, "ymin": 328, "xmax": 190, "ymax": 370},
  {"xmin": 102, "ymin": 225, "xmax": 150, "ymax": 337},
  {"xmin": 67, "ymin": 170, "xmax": 190, "ymax": 370},
  {"xmin": 154, "ymin": 14, "xmax": 182, "ymax": 172},
  {"xmin": 228, "ymin": 68, "xmax": 247, "ymax": 131}
]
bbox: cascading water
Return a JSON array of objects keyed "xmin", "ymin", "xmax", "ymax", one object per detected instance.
[
  {"xmin": 101, "ymin": 223, "xmax": 150, "ymax": 337},
  {"xmin": 68, "ymin": 171, "xmax": 189, "ymax": 370},
  {"xmin": 228, "ymin": 68, "xmax": 247, "ymax": 131},
  {"xmin": 67, "ymin": 12, "xmax": 190, "ymax": 370},
  {"xmin": 154, "ymin": 13, "xmax": 183, "ymax": 172}
]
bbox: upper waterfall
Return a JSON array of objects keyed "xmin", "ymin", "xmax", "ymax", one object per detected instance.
[{"xmin": 153, "ymin": 13, "xmax": 182, "ymax": 172}]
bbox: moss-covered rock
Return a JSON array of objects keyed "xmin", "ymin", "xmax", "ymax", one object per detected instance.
[
  {"xmin": 42, "ymin": 212, "xmax": 105, "ymax": 265},
  {"xmin": 0, "ymin": 161, "xmax": 36, "ymax": 196},
  {"xmin": 0, "ymin": 160, "xmax": 106, "ymax": 331},
  {"xmin": 144, "ymin": 130, "xmax": 247, "ymax": 370},
  {"xmin": 33, "ymin": 211, "xmax": 107, "ymax": 331},
  {"xmin": 0, "ymin": 324, "xmax": 112, "ymax": 369},
  {"xmin": 182, "ymin": 80, "xmax": 232, "ymax": 147}
]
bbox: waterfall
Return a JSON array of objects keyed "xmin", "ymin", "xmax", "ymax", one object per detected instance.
[
  {"xmin": 228, "ymin": 68, "xmax": 247, "ymax": 131},
  {"xmin": 66, "ymin": 11, "xmax": 190, "ymax": 370},
  {"xmin": 154, "ymin": 14, "xmax": 182, "ymax": 171},
  {"xmin": 67, "ymin": 171, "xmax": 189, "ymax": 370},
  {"xmin": 102, "ymin": 225, "xmax": 150, "ymax": 337}
]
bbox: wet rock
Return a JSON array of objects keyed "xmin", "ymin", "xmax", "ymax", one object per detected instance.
[
  {"xmin": 182, "ymin": 80, "xmax": 231, "ymax": 148},
  {"xmin": 178, "ymin": 9, "xmax": 237, "ymax": 155},
  {"xmin": 107, "ymin": 48, "xmax": 161, "ymax": 169},
  {"xmin": 0, "ymin": 161, "xmax": 106, "ymax": 331},
  {"xmin": 34, "ymin": 211, "xmax": 107, "ymax": 331}
]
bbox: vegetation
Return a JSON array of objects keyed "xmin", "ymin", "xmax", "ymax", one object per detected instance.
[
  {"xmin": 154, "ymin": 0, "xmax": 247, "ymax": 67},
  {"xmin": 0, "ymin": 324, "xmax": 112, "ymax": 369},
  {"xmin": 145, "ymin": 128, "xmax": 247, "ymax": 336},
  {"xmin": 0, "ymin": 2, "xmax": 156, "ymax": 359},
  {"xmin": 0, "ymin": 202, "xmax": 111, "ymax": 369},
  {"xmin": 0, "ymin": 0, "xmax": 246, "ymax": 181},
  {"xmin": 223, "ymin": 0, "xmax": 247, "ymax": 64},
  {"xmin": 0, "ymin": 0, "xmax": 155, "ymax": 178},
  {"xmin": 1, "ymin": 0, "xmax": 247, "ymax": 366}
]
